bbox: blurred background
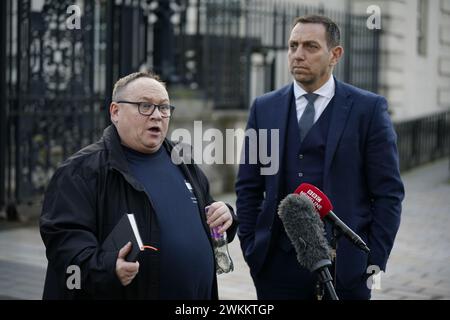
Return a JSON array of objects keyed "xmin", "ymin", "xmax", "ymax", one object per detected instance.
[{"xmin": 0, "ymin": 0, "xmax": 449, "ymax": 300}]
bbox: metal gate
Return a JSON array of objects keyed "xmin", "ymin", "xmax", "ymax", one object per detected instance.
[
  {"xmin": 1, "ymin": 0, "xmax": 381, "ymax": 216},
  {"xmin": 1, "ymin": 0, "xmax": 109, "ymax": 216}
]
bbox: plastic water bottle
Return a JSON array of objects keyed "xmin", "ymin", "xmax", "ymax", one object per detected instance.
[
  {"xmin": 206, "ymin": 208, "xmax": 234, "ymax": 274},
  {"xmin": 211, "ymin": 226, "xmax": 234, "ymax": 274}
]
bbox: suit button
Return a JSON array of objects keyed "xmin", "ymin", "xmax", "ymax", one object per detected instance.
[
  {"xmin": 299, "ymin": 154, "xmax": 304, "ymax": 160},
  {"xmin": 298, "ymin": 172, "xmax": 303, "ymax": 177}
]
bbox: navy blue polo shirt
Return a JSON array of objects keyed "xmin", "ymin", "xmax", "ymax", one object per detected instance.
[{"xmin": 122, "ymin": 145, "xmax": 214, "ymax": 299}]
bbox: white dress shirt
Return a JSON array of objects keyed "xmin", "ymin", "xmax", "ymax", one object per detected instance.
[{"xmin": 293, "ymin": 75, "xmax": 335, "ymax": 124}]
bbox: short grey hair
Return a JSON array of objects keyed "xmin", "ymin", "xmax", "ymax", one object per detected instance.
[{"xmin": 112, "ymin": 71, "xmax": 165, "ymax": 101}]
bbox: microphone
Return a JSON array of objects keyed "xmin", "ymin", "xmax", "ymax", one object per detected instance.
[
  {"xmin": 294, "ymin": 183, "xmax": 370, "ymax": 253},
  {"xmin": 278, "ymin": 193, "xmax": 339, "ymax": 300}
]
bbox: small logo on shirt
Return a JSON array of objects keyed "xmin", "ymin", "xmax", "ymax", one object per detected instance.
[{"xmin": 185, "ymin": 180, "xmax": 198, "ymax": 204}]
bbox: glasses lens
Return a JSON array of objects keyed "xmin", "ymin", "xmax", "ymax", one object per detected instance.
[
  {"xmin": 139, "ymin": 103, "xmax": 155, "ymax": 115},
  {"xmin": 159, "ymin": 105, "xmax": 171, "ymax": 116}
]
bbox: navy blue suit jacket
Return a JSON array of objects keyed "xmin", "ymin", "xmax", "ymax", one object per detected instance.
[{"xmin": 236, "ymin": 79, "xmax": 404, "ymax": 290}]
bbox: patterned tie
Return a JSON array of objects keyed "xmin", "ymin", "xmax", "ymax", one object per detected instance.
[{"xmin": 298, "ymin": 93, "xmax": 319, "ymax": 142}]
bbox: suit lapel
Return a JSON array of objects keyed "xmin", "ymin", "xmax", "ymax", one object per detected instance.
[
  {"xmin": 323, "ymin": 79, "xmax": 353, "ymax": 185},
  {"xmin": 271, "ymin": 84, "xmax": 293, "ymax": 199}
]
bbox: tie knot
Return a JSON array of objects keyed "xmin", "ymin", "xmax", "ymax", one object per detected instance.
[{"xmin": 304, "ymin": 93, "xmax": 319, "ymax": 103}]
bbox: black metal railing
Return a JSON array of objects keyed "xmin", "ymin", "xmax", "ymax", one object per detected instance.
[
  {"xmin": 2, "ymin": 0, "xmax": 108, "ymax": 211},
  {"xmin": 394, "ymin": 111, "xmax": 450, "ymax": 172},
  {"xmin": 0, "ymin": 0, "xmax": 7, "ymax": 214},
  {"xmin": 1, "ymin": 0, "xmax": 445, "ymax": 214},
  {"xmin": 172, "ymin": 0, "xmax": 380, "ymax": 109}
]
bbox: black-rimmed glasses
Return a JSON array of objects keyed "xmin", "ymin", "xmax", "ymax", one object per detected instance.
[{"xmin": 115, "ymin": 101, "xmax": 175, "ymax": 118}]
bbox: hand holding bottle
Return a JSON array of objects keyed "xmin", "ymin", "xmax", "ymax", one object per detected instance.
[
  {"xmin": 205, "ymin": 201, "xmax": 233, "ymax": 234},
  {"xmin": 205, "ymin": 203, "xmax": 234, "ymax": 274}
]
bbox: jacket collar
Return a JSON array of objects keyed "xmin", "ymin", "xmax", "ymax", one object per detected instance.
[
  {"xmin": 102, "ymin": 125, "xmax": 128, "ymax": 172},
  {"xmin": 101, "ymin": 125, "xmax": 144, "ymax": 191},
  {"xmin": 269, "ymin": 84, "xmax": 294, "ymax": 199}
]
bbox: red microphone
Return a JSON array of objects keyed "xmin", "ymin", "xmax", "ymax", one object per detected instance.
[{"xmin": 294, "ymin": 183, "xmax": 370, "ymax": 253}]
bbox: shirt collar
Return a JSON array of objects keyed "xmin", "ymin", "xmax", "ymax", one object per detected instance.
[{"xmin": 293, "ymin": 75, "xmax": 335, "ymax": 100}]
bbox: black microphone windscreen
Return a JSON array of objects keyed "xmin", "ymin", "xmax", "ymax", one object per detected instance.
[{"xmin": 277, "ymin": 193, "xmax": 332, "ymax": 272}]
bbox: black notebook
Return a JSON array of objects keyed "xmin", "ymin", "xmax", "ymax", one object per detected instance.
[{"xmin": 101, "ymin": 214, "xmax": 144, "ymax": 262}]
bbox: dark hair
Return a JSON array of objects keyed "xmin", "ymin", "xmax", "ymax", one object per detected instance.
[
  {"xmin": 112, "ymin": 71, "xmax": 165, "ymax": 101},
  {"xmin": 293, "ymin": 15, "xmax": 341, "ymax": 49}
]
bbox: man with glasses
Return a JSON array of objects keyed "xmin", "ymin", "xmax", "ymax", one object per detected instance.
[{"xmin": 40, "ymin": 71, "xmax": 237, "ymax": 299}]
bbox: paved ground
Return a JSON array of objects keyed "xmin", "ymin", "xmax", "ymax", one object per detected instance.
[
  {"xmin": 0, "ymin": 158, "xmax": 449, "ymax": 300},
  {"xmin": 0, "ymin": 227, "xmax": 46, "ymax": 299}
]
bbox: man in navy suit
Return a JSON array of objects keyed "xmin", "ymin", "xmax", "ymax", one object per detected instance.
[{"xmin": 236, "ymin": 15, "xmax": 404, "ymax": 300}]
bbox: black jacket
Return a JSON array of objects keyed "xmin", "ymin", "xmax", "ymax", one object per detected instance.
[{"xmin": 40, "ymin": 125, "xmax": 237, "ymax": 299}]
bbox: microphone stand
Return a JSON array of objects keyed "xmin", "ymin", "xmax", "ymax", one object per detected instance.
[
  {"xmin": 317, "ymin": 225, "xmax": 340, "ymax": 300},
  {"xmin": 331, "ymin": 226, "xmax": 342, "ymax": 288},
  {"xmin": 313, "ymin": 260, "xmax": 339, "ymax": 300},
  {"xmin": 317, "ymin": 267, "xmax": 339, "ymax": 300},
  {"xmin": 327, "ymin": 226, "xmax": 347, "ymax": 300}
]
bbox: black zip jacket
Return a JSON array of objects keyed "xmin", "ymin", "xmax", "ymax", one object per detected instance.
[{"xmin": 40, "ymin": 125, "xmax": 237, "ymax": 299}]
